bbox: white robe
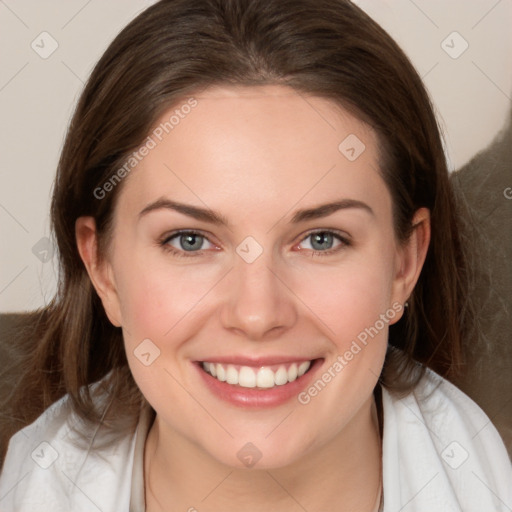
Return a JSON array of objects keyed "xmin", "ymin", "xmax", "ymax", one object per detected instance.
[{"xmin": 1, "ymin": 368, "xmax": 511, "ymax": 511}]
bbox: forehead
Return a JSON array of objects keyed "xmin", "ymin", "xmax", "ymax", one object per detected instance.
[{"xmin": 115, "ymin": 84, "xmax": 389, "ymax": 222}]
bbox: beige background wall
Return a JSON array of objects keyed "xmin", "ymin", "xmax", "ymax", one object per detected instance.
[{"xmin": 1, "ymin": 0, "xmax": 511, "ymax": 312}]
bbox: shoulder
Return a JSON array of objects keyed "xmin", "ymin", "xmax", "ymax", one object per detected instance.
[
  {"xmin": 0, "ymin": 389, "xmax": 137, "ymax": 512},
  {"xmin": 381, "ymin": 368, "xmax": 512, "ymax": 511}
]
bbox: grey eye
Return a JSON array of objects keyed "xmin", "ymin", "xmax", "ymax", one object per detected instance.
[
  {"xmin": 178, "ymin": 233, "xmax": 205, "ymax": 251},
  {"xmin": 309, "ymin": 232, "xmax": 335, "ymax": 251}
]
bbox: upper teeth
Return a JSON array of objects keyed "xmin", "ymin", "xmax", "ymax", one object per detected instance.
[{"xmin": 202, "ymin": 361, "xmax": 311, "ymax": 388}]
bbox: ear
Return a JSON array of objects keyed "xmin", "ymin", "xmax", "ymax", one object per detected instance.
[
  {"xmin": 389, "ymin": 207, "xmax": 431, "ymax": 323},
  {"xmin": 75, "ymin": 216, "xmax": 123, "ymax": 327}
]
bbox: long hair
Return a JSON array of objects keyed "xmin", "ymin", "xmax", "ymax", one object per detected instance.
[{"xmin": 1, "ymin": 0, "xmax": 472, "ymax": 463}]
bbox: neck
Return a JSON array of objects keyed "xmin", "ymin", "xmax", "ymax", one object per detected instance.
[{"xmin": 144, "ymin": 395, "xmax": 382, "ymax": 512}]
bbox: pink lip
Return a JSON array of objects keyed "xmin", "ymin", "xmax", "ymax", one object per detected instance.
[{"xmin": 194, "ymin": 358, "xmax": 324, "ymax": 409}]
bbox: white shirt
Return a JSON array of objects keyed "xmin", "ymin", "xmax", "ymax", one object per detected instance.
[{"xmin": 1, "ymin": 368, "xmax": 511, "ymax": 511}]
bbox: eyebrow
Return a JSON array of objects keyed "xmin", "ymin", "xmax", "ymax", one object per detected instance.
[{"xmin": 138, "ymin": 197, "xmax": 374, "ymax": 226}]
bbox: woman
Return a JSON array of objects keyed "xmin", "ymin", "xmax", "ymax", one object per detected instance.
[{"xmin": 0, "ymin": 0, "xmax": 510, "ymax": 510}]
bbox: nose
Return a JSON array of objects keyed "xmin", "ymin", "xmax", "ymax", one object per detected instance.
[{"xmin": 220, "ymin": 253, "xmax": 298, "ymax": 340}]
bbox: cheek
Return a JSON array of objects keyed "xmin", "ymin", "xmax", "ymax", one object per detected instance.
[
  {"xmin": 114, "ymin": 233, "xmax": 396, "ymax": 355},
  {"xmin": 290, "ymin": 254, "xmax": 395, "ymax": 431},
  {"xmin": 292, "ymin": 250, "xmax": 396, "ymax": 344},
  {"xmin": 115, "ymin": 259, "xmax": 216, "ymax": 412},
  {"xmin": 114, "ymin": 252, "xmax": 221, "ymax": 343}
]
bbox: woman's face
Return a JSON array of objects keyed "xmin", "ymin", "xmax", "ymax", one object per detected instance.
[{"xmin": 79, "ymin": 84, "xmax": 426, "ymax": 469}]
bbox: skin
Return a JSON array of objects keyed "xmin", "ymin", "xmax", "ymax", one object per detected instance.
[{"xmin": 76, "ymin": 84, "xmax": 430, "ymax": 511}]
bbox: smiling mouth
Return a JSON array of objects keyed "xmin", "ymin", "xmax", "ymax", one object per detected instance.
[{"xmin": 200, "ymin": 360, "xmax": 315, "ymax": 389}]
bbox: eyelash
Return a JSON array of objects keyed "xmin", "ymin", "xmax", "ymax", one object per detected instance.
[{"xmin": 158, "ymin": 229, "xmax": 351, "ymax": 259}]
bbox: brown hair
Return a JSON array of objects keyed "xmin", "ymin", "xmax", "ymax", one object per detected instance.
[{"xmin": 1, "ymin": 0, "xmax": 472, "ymax": 463}]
